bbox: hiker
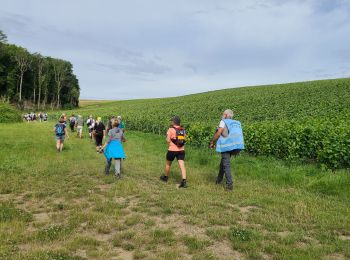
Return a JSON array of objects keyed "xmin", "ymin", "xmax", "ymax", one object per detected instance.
[
  {"xmin": 61, "ymin": 114, "xmax": 67, "ymax": 126},
  {"xmin": 69, "ymin": 114, "xmax": 76, "ymax": 132},
  {"xmin": 76, "ymin": 115, "xmax": 84, "ymax": 138},
  {"xmin": 160, "ymin": 116, "xmax": 187, "ymax": 188},
  {"xmin": 209, "ymin": 109, "xmax": 244, "ymax": 191},
  {"xmin": 117, "ymin": 116, "xmax": 126, "ymax": 130},
  {"xmin": 39, "ymin": 112, "xmax": 43, "ymax": 122},
  {"xmin": 54, "ymin": 116, "xmax": 69, "ymax": 152},
  {"xmin": 93, "ymin": 117, "xmax": 106, "ymax": 152},
  {"xmin": 101, "ymin": 120, "xmax": 126, "ymax": 177},
  {"xmin": 87, "ymin": 115, "xmax": 95, "ymax": 139},
  {"xmin": 43, "ymin": 112, "xmax": 48, "ymax": 122},
  {"xmin": 106, "ymin": 116, "xmax": 116, "ymax": 134}
]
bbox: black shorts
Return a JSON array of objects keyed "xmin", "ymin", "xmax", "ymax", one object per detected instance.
[{"xmin": 166, "ymin": 150, "xmax": 185, "ymax": 162}]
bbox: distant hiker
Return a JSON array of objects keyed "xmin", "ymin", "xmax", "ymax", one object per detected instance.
[
  {"xmin": 93, "ymin": 117, "xmax": 106, "ymax": 152},
  {"xmin": 76, "ymin": 115, "xmax": 84, "ymax": 138},
  {"xmin": 106, "ymin": 116, "xmax": 116, "ymax": 134},
  {"xmin": 61, "ymin": 114, "xmax": 67, "ymax": 126},
  {"xmin": 209, "ymin": 109, "xmax": 244, "ymax": 191},
  {"xmin": 101, "ymin": 120, "xmax": 126, "ymax": 177},
  {"xmin": 69, "ymin": 114, "xmax": 76, "ymax": 132},
  {"xmin": 86, "ymin": 115, "xmax": 95, "ymax": 139},
  {"xmin": 54, "ymin": 116, "xmax": 69, "ymax": 152},
  {"xmin": 39, "ymin": 112, "xmax": 43, "ymax": 122},
  {"xmin": 160, "ymin": 116, "xmax": 187, "ymax": 188},
  {"xmin": 43, "ymin": 112, "xmax": 48, "ymax": 122},
  {"xmin": 117, "ymin": 116, "xmax": 126, "ymax": 130}
]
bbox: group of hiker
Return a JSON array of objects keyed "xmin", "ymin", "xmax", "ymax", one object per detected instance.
[
  {"xmin": 24, "ymin": 112, "xmax": 48, "ymax": 122},
  {"xmin": 54, "ymin": 114, "xmax": 127, "ymax": 177},
  {"xmin": 53, "ymin": 109, "xmax": 244, "ymax": 191}
]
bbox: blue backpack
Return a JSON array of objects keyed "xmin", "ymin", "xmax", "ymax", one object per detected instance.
[{"xmin": 55, "ymin": 124, "xmax": 64, "ymax": 136}]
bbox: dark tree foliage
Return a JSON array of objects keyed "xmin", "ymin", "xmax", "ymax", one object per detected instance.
[{"xmin": 0, "ymin": 30, "xmax": 80, "ymax": 109}]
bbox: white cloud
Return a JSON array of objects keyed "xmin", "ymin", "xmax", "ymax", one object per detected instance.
[{"xmin": 1, "ymin": 0, "xmax": 350, "ymax": 99}]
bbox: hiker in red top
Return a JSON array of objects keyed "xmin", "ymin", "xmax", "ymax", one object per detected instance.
[{"xmin": 160, "ymin": 116, "xmax": 187, "ymax": 188}]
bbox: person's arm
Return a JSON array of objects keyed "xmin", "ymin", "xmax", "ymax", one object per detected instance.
[
  {"xmin": 101, "ymin": 130, "xmax": 111, "ymax": 150},
  {"xmin": 166, "ymin": 129, "xmax": 172, "ymax": 143},
  {"xmin": 65, "ymin": 127, "xmax": 69, "ymax": 138},
  {"xmin": 210, "ymin": 127, "xmax": 224, "ymax": 148}
]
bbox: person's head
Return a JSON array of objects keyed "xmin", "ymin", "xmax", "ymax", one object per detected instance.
[
  {"xmin": 59, "ymin": 116, "xmax": 65, "ymax": 123},
  {"xmin": 97, "ymin": 117, "xmax": 101, "ymax": 123},
  {"xmin": 117, "ymin": 116, "xmax": 122, "ymax": 120},
  {"xmin": 89, "ymin": 115, "xmax": 92, "ymax": 119},
  {"xmin": 171, "ymin": 116, "xmax": 181, "ymax": 126},
  {"xmin": 222, "ymin": 109, "xmax": 234, "ymax": 119},
  {"xmin": 78, "ymin": 115, "xmax": 81, "ymax": 118},
  {"xmin": 112, "ymin": 120, "xmax": 120, "ymax": 128},
  {"xmin": 71, "ymin": 114, "xmax": 74, "ymax": 117}
]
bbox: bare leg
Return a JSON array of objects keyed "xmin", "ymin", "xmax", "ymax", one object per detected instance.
[
  {"xmin": 59, "ymin": 141, "xmax": 64, "ymax": 152},
  {"xmin": 164, "ymin": 160, "xmax": 172, "ymax": 176},
  {"xmin": 56, "ymin": 140, "xmax": 60, "ymax": 151},
  {"xmin": 177, "ymin": 160, "xmax": 187, "ymax": 180}
]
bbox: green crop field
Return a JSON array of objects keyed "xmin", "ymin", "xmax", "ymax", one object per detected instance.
[{"xmin": 59, "ymin": 78, "xmax": 350, "ymax": 169}]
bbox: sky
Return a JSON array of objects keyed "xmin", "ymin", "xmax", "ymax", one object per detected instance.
[{"xmin": 1, "ymin": 0, "xmax": 350, "ymax": 100}]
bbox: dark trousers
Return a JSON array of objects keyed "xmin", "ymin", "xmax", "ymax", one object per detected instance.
[{"xmin": 217, "ymin": 149, "xmax": 241, "ymax": 187}]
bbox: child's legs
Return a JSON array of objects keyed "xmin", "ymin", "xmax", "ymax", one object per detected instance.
[
  {"xmin": 56, "ymin": 140, "xmax": 60, "ymax": 150},
  {"xmin": 59, "ymin": 140, "xmax": 64, "ymax": 151}
]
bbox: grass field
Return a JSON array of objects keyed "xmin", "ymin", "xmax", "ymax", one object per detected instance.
[
  {"xmin": 0, "ymin": 122, "xmax": 349, "ymax": 259},
  {"xmin": 79, "ymin": 100, "xmax": 114, "ymax": 108}
]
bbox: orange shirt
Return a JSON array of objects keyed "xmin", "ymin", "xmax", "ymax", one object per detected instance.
[{"xmin": 167, "ymin": 127, "xmax": 185, "ymax": 152}]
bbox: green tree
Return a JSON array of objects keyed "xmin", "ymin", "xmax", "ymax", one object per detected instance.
[{"xmin": 14, "ymin": 47, "xmax": 31, "ymax": 102}]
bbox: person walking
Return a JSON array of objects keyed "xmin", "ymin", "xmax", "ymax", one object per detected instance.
[
  {"xmin": 101, "ymin": 120, "xmax": 126, "ymax": 177},
  {"xmin": 93, "ymin": 117, "xmax": 106, "ymax": 152},
  {"xmin": 76, "ymin": 115, "xmax": 84, "ymax": 138},
  {"xmin": 86, "ymin": 115, "xmax": 95, "ymax": 139},
  {"xmin": 106, "ymin": 116, "xmax": 116, "ymax": 134},
  {"xmin": 209, "ymin": 109, "xmax": 244, "ymax": 191},
  {"xmin": 54, "ymin": 116, "xmax": 69, "ymax": 152},
  {"xmin": 159, "ymin": 116, "xmax": 187, "ymax": 188},
  {"xmin": 69, "ymin": 114, "xmax": 76, "ymax": 132},
  {"xmin": 117, "ymin": 116, "xmax": 126, "ymax": 130}
]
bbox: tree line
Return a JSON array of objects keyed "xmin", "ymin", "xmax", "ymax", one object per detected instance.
[{"xmin": 0, "ymin": 30, "xmax": 80, "ymax": 109}]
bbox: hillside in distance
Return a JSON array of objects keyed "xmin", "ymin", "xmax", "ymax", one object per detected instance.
[
  {"xmin": 69, "ymin": 78, "xmax": 350, "ymax": 169},
  {"xmin": 77, "ymin": 78, "xmax": 350, "ymax": 124}
]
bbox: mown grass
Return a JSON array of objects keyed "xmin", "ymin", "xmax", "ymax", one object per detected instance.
[{"xmin": 0, "ymin": 122, "xmax": 349, "ymax": 259}]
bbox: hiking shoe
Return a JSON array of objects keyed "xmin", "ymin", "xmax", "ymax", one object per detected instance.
[
  {"xmin": 179, "ymin": 181, "xmax": 188, "ymax": 188},
  {"xmin": 115, "ymin": 173, "xmax": 122, "ymax": 179},
  {"xmin": 160, "ymin": 175, "xmax": 168, "ymax": 182},
  {"xmin": 226, "ymin": 185, "xmax": 233, "ymax": 191},
  {"xmin": 215, "ymin": 179, "xmax": 222, "ymax": 185}
]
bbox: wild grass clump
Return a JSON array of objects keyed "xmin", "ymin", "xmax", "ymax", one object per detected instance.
[{"xmin": 0, "ymin": 102, "xmax": 22, "ymax": 123}]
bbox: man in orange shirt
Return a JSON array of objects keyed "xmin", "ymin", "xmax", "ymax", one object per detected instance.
[{"xmin": 160, "ymin": 116, "xmax": 187, "ymax": 188}]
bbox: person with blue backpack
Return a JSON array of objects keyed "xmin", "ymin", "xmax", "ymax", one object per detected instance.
[
  {"xmin": 210, "ymin": 109, "xmax": 244, "ymax": 191},
  {"xmin": 54, "ymin": 116, "xmax": 69, "ymax": 152}
]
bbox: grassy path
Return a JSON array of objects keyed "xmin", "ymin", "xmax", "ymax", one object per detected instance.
[{"xmin": 0, "ymin": 123, "xmax": 349, "ymax": 259}]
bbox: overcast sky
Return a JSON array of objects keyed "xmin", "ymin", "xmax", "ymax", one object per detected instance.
[{"xmin": 1, "ymin": 0, "xmax": 350, "ymax": 99}]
